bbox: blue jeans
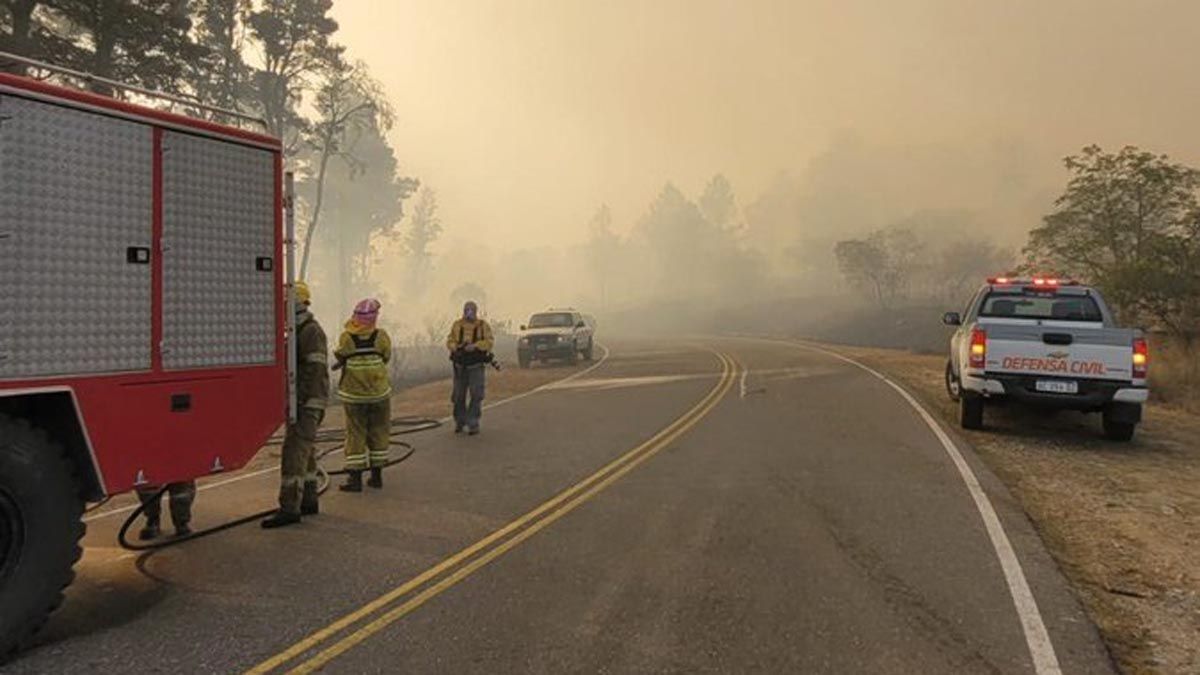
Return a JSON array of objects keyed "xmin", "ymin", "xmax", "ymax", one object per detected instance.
[{"xmin": 452, "ymin": 364, "xmax": 486, "ymax": 429}]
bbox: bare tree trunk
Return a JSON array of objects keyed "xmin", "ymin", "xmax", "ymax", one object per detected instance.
[
  {"xmin": 3, "ymin": 1, "xmax": 37, "ymax": 75},
  {"xmin": 298, "ymin": 138, "xmax": 333, "ymax": 280}
]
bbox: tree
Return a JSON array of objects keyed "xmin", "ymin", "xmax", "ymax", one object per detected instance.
[
  {"xmin": 189, "ymin": 0, "xmax": 251, "ymax": 111},
  {"xmin": 297, "ymin": 58, "xmax": 392, "ymax": 280},
  {"xmin": 937, "ymin": 239, "xmax": 1013, "ymax": 305},
  {"xmin": 399, "ymin": 187, "xmax": 442, "ymax": 299},
  {"xmin": 245, "ymin": 0, "xmax": 340, "ymax": 149},
  {"xmin": 1025, "ymin": 145, "xmax": 1200, "ymax": 342},
  {"xmin": 834, "ymin": 238, "xmax": 888, "ymax": 307},
  {"xmin": 0, "ymin": 1, "xmax": 43, "ymax": 72},
  {"xmin": 698, "ymin": 173, "xmax": 738, "ymax": 231},
  {"xmin": 834, "ymin": 227, "xmax": 925, "ymax": 308},
  {"xmin": 584, "ymin": 204, "xmax": 620, "ymax": 308},
  {"xmin": 305, "ymin": 120, "xmax": 416, "ymax": 310},
  {"xmin": 38, "ymin": 0, "xmax": 199, "ymax": 95}
]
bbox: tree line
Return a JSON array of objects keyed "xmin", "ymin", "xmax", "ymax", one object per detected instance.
[
  {"xmin": 832, "ymin": 145, "xmax": 1200, "ymax": 350},
  {"xmin": 0, "ymin": 0, "xmax": 440, "ymax": 312}
]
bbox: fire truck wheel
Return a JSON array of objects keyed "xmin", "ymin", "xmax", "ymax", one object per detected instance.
[{"xmin": 0, "ymin": 413, "xmax": 86, "ymax": 661}]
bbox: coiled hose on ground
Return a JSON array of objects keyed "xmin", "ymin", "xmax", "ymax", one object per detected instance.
[{"xmin": 116, "ymin": 416, "xmax": 442, "ymax": 551}]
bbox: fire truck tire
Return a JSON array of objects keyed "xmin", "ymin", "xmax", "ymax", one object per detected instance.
[{"xmin": 0, "ymin": 413, "xmax": 86, "ymax": 661}]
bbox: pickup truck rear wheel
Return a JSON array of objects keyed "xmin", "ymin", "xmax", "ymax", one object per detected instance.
[
  {"xmin": 1102, "ymin": 403, "xmax": 1140, "ymax": 442},
  {"xmin": 960, "ymin": 393, "xmax": 984, "ymax": 430},
  {"xmin": 0, "ymin": 414, "xmax": 86, "ymax": 661},
  {"xmin": 944, "ymin": 361, "xmax": 962, "ymax": 402}
]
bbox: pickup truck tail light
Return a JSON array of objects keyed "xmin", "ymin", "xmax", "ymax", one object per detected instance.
[
  {"xmin": 1132, "ymin": 338, "xmax": 1149, "ymax": 379},
  {"xmin": 969, "ymin": 328, "xmax": 987, "ymax": 369}
]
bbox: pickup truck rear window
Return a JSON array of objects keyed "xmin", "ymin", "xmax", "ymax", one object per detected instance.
[{"xmin": 979, "ymin": 292, "xmax": 1102, "ymax": 321}]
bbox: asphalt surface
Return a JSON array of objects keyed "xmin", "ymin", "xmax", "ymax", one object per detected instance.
[{"xmin": 4, "ymin": 338, "xmax": 1114, "ymax": 674}]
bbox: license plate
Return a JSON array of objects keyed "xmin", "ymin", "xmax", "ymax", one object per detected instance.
[{"xmin": 1036, "ymin": 380, "xmax": 1078, "ymax": 394}]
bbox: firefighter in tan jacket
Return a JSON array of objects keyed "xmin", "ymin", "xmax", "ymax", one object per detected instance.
[
  {"xmin": 334, "ymin": 298, "xmax": 393, "ymax": 492},
  {"xmin": 446, "ymin": 301, "xmax": 494, "ymax": 435},
  {"xmin": 263, "ymin": 281, "xmax": 330, "ymax": 529}
]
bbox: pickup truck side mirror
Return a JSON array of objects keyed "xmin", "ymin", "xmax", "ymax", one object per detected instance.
[
  {"xmin": 576, "ymin": 321, "xmax": 586, "ymax": 328},
  {"xmin": 942, "ymin": 312, "xmax": 962, "ymax": 326},
  {"xmin": 519, "ymin": 325, "xmax": 526, "ymax": 331}
]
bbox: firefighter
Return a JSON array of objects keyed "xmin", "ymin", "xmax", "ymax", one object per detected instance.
[
  {"xmin": 334, "ymin": 298, "xmax": 393, "ymax": 492},
  {"xmin": 137, "ymin": 482, "xmax": 196, "ymax": 539},
  {"xmin": 263, "ymin": 281, "xmax": 330, "ymax": 529},
  {"xmin": 446, "ymin": 300, "xmax": 494, "ymax": 435}
]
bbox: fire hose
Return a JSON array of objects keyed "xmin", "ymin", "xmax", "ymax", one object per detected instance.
[{"xmin": 116, "ymin": 416, "xmax": 442, "ymax": 551}]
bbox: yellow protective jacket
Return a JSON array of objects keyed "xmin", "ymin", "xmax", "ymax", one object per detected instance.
[
  {"xmin": 334, "ymin": 323, "xmax": 392, "ymax": 403},
  {"xmin": 445, "ymin": 319, "xmax": 494, "ymax": 352}
]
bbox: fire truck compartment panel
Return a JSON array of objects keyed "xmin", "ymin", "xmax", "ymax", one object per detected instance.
[
  {"xmin": 161, "ymin": 131, "xmax": 276, "ymax": 370},
  {"xmin": 0, "ymin": 94, "xmax": 153, "ymax": 379}
]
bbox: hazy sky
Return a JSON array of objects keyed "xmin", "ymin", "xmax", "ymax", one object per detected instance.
[{"xmin": 332, "ymin": 0, "xmax": 1200, "ymax": 249}]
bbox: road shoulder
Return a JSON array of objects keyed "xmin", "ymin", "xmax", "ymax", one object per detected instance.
[{"xmin": 833, "ymin": 344, "xmax": 1200, "ymax": 675}]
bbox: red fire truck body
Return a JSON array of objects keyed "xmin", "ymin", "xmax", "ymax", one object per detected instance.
[{"xmin": 0, "ymin": 73, "xmax": 287, "ymax": 496}]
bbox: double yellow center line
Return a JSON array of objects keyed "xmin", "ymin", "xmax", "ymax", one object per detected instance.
[{"xmin": 248, "ymin": 351, "xmax": 738, "ymax": 674}]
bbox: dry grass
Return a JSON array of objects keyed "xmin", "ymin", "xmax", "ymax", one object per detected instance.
[
  {"xmin": 834, "ymin": 344, "xmax": 1200, "ymax": 675},
  {"xmin": 1148, "ymin": 337, "xmax": 1200, "ymax": 414}
]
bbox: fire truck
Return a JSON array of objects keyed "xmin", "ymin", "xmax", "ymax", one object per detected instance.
[{"xmin": 0, "ymin": 54, "xmax": 295, "ymax": 656}]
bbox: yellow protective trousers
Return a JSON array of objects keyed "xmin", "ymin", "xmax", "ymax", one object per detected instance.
[{"xmin": 343, "ymin": 399, "xmax": 391, "ymax": 471}]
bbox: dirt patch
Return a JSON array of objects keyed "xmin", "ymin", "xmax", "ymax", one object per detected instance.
[{"xmin": 833, "ymin": 345, "xmax": 1200, "ymax": 675}]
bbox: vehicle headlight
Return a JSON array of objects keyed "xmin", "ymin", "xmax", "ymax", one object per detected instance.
[
  {"xmin": 558, "ymin": 334, "xmax": 570, "ymax": 342},
  {"xmin": 520, "ymin": 337, "xmax": 530, "ymax": 345}
]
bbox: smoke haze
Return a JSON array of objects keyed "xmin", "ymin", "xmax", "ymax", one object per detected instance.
[{"xmin": 317, "ymin": 0, "xmax": 1200, "ymax": 334}]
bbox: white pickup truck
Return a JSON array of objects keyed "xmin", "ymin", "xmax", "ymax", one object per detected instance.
[{"xmin": 943, "ymin": 278, "xmax": 1149, "ymax": 441}]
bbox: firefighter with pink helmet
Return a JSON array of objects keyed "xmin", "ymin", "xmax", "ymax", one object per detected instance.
[{"xmin": 333, "ymin": 298, "xmax": 393, "ymax": 492}]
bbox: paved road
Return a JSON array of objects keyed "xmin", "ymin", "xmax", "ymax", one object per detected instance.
[{"xmin": 6, "ymin": 338, "xmax": 1113, "ymax": 674}]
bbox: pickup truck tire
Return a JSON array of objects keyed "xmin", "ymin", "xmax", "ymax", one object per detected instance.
[
  {"xmin": 945, "ymin": 361, "xmax": 962, "ymax": 402},
  {"xmin": 1102, "ymin": 405, "xmax": 1138, "ymax": 442},
  {"xmin": 566, "ymin": 344, "xmax": 579, "ymax": 364},
  {"xmin": 0, "ymin": 414, "xmax": 86, "ymax": 661},
  {"xmin": 582, "ymin": 339, "xmax": 594, "ymax": 362},
  {"xmin": 960, "ymin": 393, "xmax": 984, "ymax": 430},
  {"xmin": 518, "ymin": 355, "xmax": 531, "ymax": 369}
]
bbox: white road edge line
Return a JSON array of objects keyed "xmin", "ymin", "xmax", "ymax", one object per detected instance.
[
  {"xmin": 756, "ymin": 337, "xmax": 1063, "ymax": 675},
  {"xmin": 84, "ymin": 344, "xmax": 613, "ymax": 524}
]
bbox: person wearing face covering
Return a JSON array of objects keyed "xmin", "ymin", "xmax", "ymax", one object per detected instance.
[
  {"xmin": 445, "ymin": 300, "xmax": 494, "ymax": 435},
  {"xmin": 334, "ymin": 298, "xmax": 393, "ymax": 491}
]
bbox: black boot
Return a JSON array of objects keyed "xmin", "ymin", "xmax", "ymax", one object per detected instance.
[
  {"xmin": 138, "ymin": 517, "xmax": 161, "ymax": 541},
  {"xmin": 339, "ymin": 471, "xmax": 363, "ymax": 492},
  {"xmin": 300, "ymin": 482, "xmax": 320, "ymax": 515},
  {"xmin": 261, "ymin": 510, "xmax": 302, "ymax": 529},
  {"xmin": 367, "ymin": 467, "xmax": 383, "ymax": 489},
  {"xmin": 174, "ymin": 524, "xmax": 193, "ymax": 538}
]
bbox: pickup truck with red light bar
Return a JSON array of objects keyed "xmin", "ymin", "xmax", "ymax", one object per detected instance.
[{"xmin": 942, "ymin": 278, "xmax": 1149, "ymax": 441}]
